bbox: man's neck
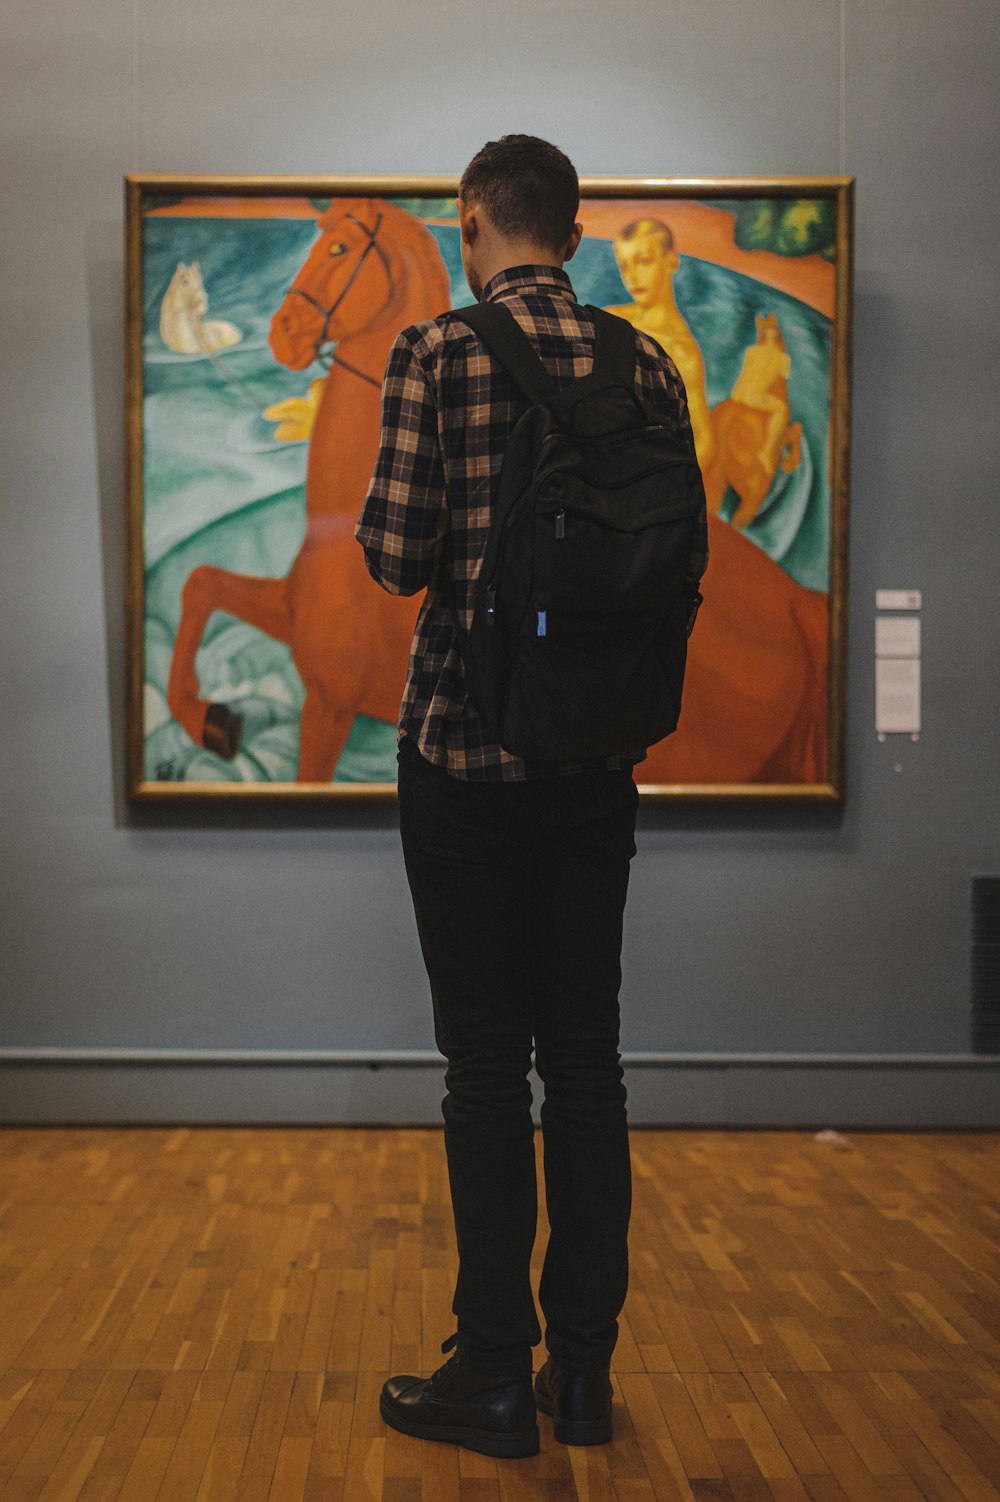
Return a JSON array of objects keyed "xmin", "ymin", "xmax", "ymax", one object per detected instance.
[{"xmin": 476, "ymin": 244, "xmax": 564, "ymax": 295}]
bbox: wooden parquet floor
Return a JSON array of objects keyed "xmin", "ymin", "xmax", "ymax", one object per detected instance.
[{"xmin": 0, "ymin": 1126, "xmax": 998, "ymax": 1501}]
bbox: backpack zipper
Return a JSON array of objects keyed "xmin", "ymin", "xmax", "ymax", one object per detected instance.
[
  {"xmin": 486, "ymin": 505, "xmax": 565, "ymax": 629},
  {"xmin": 482, "ymin": 493, "xmax": 531, "ymax": 626}
]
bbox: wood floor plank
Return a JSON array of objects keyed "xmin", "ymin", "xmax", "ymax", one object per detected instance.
[
  {"xmin": 726, "ymin": 1395, "xmax": 797, "ymax": 1479},
  {"xmin": 615, "ymin": 1371, "xmax": 703, "ymax": 1499},
  {"xmin": 1, "ymin": 1370, "xmax": 127, "ymax": 1496},
  {"xmin": 965, "ymin": 1396, "xmax": 1000, "ymax": 1445},
  {"xmin": 303, "ymin": 1371, "xmax": 354, "ymax": 1500},
  {"xmin": 2, "ymin": 1386, "xmax": 91, "ymax": 1502},
  {"xmin": 708, "ymin": 1434, "xmax": 774, "ymax": 1500},
  {"xmin": 186, "ymin": 1368, "xmax": 266, "ymax": 1502},
  {"xmin": 0, "ymin": 1128, "xmax": 997, "ymax": 1500},
  {"xmin": 761, "ymin": 1479, "xmax": 817, "ymax": 1502},
  {"xmin": 742, "ymin": 1371, "xmax": 831, "ymax": 1476},
  {"xmin": 0, "ymin": 1371, "xmax": 43, "ymax": 1440},
  {"xmin": 229, "ymin": 1369, "xmax": 295, "ymax": 1502}
]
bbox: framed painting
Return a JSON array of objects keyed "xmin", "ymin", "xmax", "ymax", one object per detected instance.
[{"xmin": 125, "ymin": 173, "xmax": 852, "ymax": 802}]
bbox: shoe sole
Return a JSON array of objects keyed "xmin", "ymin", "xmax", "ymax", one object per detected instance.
[
  {"xmin": 534, "ymin": 1385, "xmax": 613, "ymax": 1445},
  {"xmin": 379, "ymin": 1395, "xmax": 540, "ymax": 1458}
]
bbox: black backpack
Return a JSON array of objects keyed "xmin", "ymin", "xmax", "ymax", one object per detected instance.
[{"xmin": 447, "ymin": 300, "xmax": 705, "ymax": 761}]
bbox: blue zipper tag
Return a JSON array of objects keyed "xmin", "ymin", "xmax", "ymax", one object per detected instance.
[{"xmin": 537, "ymin": 610, "xmax": 547, "ymax": 637}]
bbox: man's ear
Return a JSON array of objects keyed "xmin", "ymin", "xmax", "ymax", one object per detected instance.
[
  {"xmin": 457, "ymin": 197, "xmax": 478, "ymax": 246},
  {"xmin": 562, "ymin": 221, "xmax": 584, "ymax": 263}
]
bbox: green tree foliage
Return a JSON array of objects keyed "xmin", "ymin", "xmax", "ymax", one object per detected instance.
[{"xmin": 732, "ymin": 199, "xmax": 836, "ymax": 260}]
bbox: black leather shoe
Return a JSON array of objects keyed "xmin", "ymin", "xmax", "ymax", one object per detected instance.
[
  {"xmin": 380, "ymin": 1332, "xmax": 539, "ymax": 1459},
  {"xmin": 534, "ymin": 1356, "xmax": 613, "ymax": 1445}
]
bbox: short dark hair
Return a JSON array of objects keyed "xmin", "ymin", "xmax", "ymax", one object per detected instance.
[{"xmin": 459, "ymin": 135, "xmax": 579, "ymax": 254}]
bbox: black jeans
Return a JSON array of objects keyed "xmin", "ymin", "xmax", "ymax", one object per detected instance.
[{"xmin": 396, "ymin": 733, "xmax": 639, "ymax": 1377}]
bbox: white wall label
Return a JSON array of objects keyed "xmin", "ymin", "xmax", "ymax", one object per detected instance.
[
  {"xmin": 875, "ymin": 616, "xmax": 921, "ymax": 657},
  {"xmin": 875, "ymin": 589, "xmax": 922, "ymax": 610},
  {"xmin": 876, "ymin": 658, "xmax": 921, "ymax": 734}
]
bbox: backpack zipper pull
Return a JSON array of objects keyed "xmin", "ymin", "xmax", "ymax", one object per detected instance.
[
  {"xmin": 536, "ymin": 609, "xmax": 547, "ymax": 637},
  {"xmin": 555, "ymin": 508, "xmax": 565, "ymax": 539},
  {"xmin": 486, "ymin": 583, "xmax": 496, "ymax": 625}
]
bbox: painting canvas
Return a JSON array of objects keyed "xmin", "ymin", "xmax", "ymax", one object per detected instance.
[{"xmin": 125, "ymin": 175, "xmax": 852, "ymax": 802}]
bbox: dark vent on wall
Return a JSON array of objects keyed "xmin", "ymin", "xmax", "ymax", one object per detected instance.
[{"xmin": 971, "ymin": 877, "xmax": 1000, "ymax": 1054}]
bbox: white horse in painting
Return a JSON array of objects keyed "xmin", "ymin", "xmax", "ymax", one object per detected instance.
[{"xmin": 160, "ymin": 260, "xmax": 242, "ymax": 354}]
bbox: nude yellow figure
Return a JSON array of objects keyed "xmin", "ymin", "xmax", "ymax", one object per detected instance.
[
  {"xmin": 731, "ymin": 313, "xmax": 797, "ymax": 475},
  {"xmin": 701, "ymin": 313, "xmax": 803, "ymax": 528},
  {"xmin": 606, "ymin": 218, "xmax": 716, "ymax": 468}
]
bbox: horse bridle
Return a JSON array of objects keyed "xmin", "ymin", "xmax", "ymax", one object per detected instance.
[{"xmin": 288, "ymin": 210, "xmax": 395, "ymax": 387}]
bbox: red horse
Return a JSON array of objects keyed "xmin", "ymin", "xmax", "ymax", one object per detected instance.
[{"xmin": 166, "ymin": 198, "xmax": 449, "ymax": 780}]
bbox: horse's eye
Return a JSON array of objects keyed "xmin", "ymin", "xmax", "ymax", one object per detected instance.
[{"xmin": 328, "ymin": 241, "xmax": 347, "ymax": 257}]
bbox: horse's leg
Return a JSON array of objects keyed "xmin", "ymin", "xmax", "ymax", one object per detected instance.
[
  {"xmin": 702, "ymin": 460, "xmax": 727, "ymax": 515},
  {"xmin": 167, "ymin": 567, "xmax": 292, "ymax": 758},
  {"xmin": 759, "ymin": 397, "xmax": 789, "ymax": 475},
  {"xmin": 297, "ymin": 695, "xmax": 357, "ymax": 782},
  {"xmin": 700, "ymin": 448, "xmax": 727, "ymax": 515},
  {"xmin": 702, "ymin": 406, "xmax": 737, "ymax": 515},
  {"xmin": 730, "ymin": 458, "xmax": 775, "ymax": 529},
  {"xmin": 780, "ymin": 421, "xmax": 803, "ymax": 474}
]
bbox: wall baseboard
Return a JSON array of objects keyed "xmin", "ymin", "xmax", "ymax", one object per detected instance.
[{"xmin": 0, "ymin": 1050, "xmax": 996, "ymax": 1127}]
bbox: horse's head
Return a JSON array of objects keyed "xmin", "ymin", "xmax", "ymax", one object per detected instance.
[
  {"xmin": 269, "ymin": 199, "xmax": 451, "ymax": 372},
  {"xmin": 166, "ymin": 260, "xmax": 207, "ymax": 315}
]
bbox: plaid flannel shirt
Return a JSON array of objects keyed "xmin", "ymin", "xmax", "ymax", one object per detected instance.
[{"xmin": 355, "ymin": 264, "xmax": 708, "ymax": 781}]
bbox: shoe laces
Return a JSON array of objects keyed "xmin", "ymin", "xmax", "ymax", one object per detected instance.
[{"xmin": 426, "ymin": 1331, "xmax": 460, "ymax": 1393}]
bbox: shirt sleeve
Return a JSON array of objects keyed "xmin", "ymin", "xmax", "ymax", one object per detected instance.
[{"xmin": 355, "ymin": 328, "xmax": 447, "ymax": 597}]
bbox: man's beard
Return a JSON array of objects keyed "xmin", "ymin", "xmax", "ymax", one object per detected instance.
[{"xmin": 466, "ymin": 263, "xmax": 483, "ymax": 301}]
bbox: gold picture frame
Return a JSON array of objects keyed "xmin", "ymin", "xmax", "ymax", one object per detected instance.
[{"xmin": 125, "ymin": 173, "xmax": 853, "ymax": 803}]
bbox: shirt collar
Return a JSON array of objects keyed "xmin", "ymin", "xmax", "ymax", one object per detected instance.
[{"xmin": 481, "ymin": 264, "xmax": 577, "ymax": 304}]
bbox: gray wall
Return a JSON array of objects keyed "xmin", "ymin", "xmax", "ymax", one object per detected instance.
[{"xmin": 2, "ymin": 0, "xmax": 998, "ymax": 1125}]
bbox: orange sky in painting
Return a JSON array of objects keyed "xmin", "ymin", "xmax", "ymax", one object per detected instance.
[
  {"xmin": 146, "ymin": 195, "xmax": 834, "ymax": 318},
  {"xmin": 148, "ymin": 197, "xmax": 320, "ymax": 219}
]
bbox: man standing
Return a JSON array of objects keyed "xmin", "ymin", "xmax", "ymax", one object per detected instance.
[{"xmin": 355, "ymin": 136, "xmax": 707, "ymax": 1458}]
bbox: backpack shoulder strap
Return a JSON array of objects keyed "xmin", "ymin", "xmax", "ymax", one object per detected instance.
[
  {"xmin": 590, "ymin": 306, "xmax": 639, "ymax": 388},
  {"xmin": 450, "ymin": 301, "xmax": 559, "ymax": 405}
]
